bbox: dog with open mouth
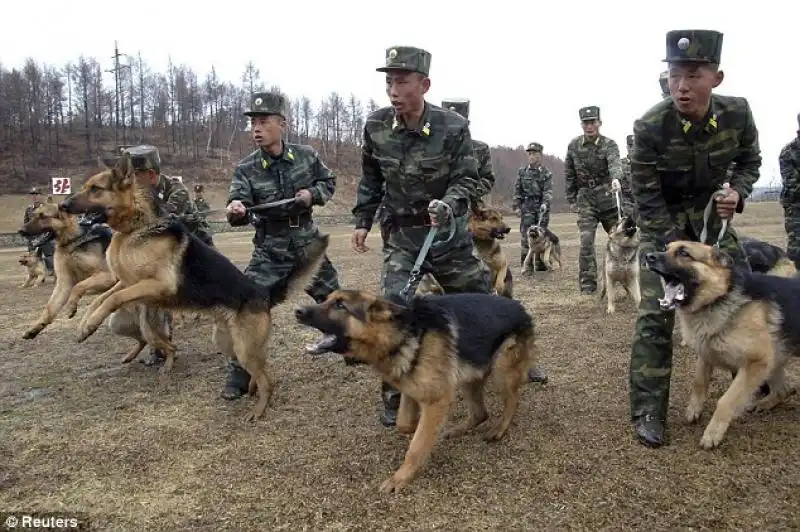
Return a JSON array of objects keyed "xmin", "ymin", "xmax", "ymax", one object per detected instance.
[
  {"xmin": 599, "ymin": 215, "xmax": 641, "ymax": 314},
  {"xmin": 521, "ymin": 225, "xmax": 562, "ymax": 275},
  {"xmin": 295, "ymin": 289, "xmax": 536, "ymax": 493},
  {"xmin": 645, "ymin": 240, "xmax": 800, "ymax": 449}
]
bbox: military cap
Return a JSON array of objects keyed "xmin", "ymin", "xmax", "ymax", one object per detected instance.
[
  {"xmin": 123, "ymin": 145, "xmax": 161, "ymax": 172},
  {"xmin": 579, "ymin": 106, "xmax": 600, "ymax": 122},
  {"xmin": 30, "ymin": 187, "xmax": 40, "ymax": 194},
  {"xmin": 244, "ymin": 91, "xmax": 288, "ymax": 118},
  {"xmin": 626, "ymin": 135, "xmax": 634, "ymax": 146},
  {"xmin": 441, "ymin": 98, "xmax": 470, "ymax": 119},
  {"xmin": 194, "ymin": 184, "xmax": 204, "ymax": 193},
  {"xmin": 376, "ymin": 46, "xmax": 432, "ymax": 77},
  {"xmin": 525, "ymin": 142, "xmax": 543, "ymax": 153},
  {"xmin": 664, "ymin": 30, "xmax": 723, "ymax": 64}
]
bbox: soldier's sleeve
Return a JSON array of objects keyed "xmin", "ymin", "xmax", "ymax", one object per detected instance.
[
  {"xmin": 541, "ymin": 169, "xmax": 554, "ymax": 208},
  {"xmin": 631, "ymin": 119, "xmax": 677, "ymax": 242},
  {"xmin": 352, "ymin": 126, "xmax": 385, "ymax": 231},
  {"xmin": 308, "ymin": 150, "xmax": 336, "ymax": 206},
  {"xmin": 165, "ymin": 182, "xmax": 192, "ymax": 216},
  {"xmin": 227, "ymin": 165, "xmax": 255, "ymax": 227},
  {"xmin": 23, "ymin": 207, "xmax": 31, "ymax": 225},
  {"xmin": 607, "ymin": 139, "xmax": 623, "ymax": 182},
  {"xmin": 565, "ymin": 142, "xmax": 577, "ymax": 205},
  {"xmin": 620, "ymin": 162, "xmax": 635, "ymax": 215},
  {"xmin": 475, "ymin": 145, "xmax": 495, "ymax": 201},
  {"xmin": 441, "ymin": 124, "xmax": 480, "ymax": 215},
  {"xmin": 512, "ymin": 169, "xmax": 523, "ymax": 210},
  {"xmin": 779, "ymin": 144, "xmax": 799, "ymax": 207},
  {"xmin": 727, "ymin": 99, "xmax": 761, "ymax": 213}
]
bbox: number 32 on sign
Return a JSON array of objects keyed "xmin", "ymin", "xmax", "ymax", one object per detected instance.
[{"xmin": 51, "ymin": 177, "xmax": 71, "ymax": 195}]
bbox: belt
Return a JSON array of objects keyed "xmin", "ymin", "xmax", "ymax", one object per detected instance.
[
  {"xmin": 391, "ymin": 212, "xmax": 433, "ymax": 228},
  {"xmin": 259, "ymin": 213, "xmax": 312, "ymax": 232}
]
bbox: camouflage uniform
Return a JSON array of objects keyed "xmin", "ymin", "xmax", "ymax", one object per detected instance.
[
  {"xmin": 779, "ymin": 114, "xmax": 800, "ymax": 269},
  {"xmin": 628, "ymin": 30, "xmax": 761, "ymax": 447},
  {"xmin": 124, "ymin": 145, "xmax": 216, "ymax": 366},
  {"xmin": 22, "ymin": 188, "xmax": 55, "ymax": 276},
  {"xmin": 659, "ymin": 70, "xmax": 670, "ymax": 100},
  {"xmin": 565, "ymin": 106, "xmax": 631, "ymax": 292},
  {"xmin": 225, "ymin": 91, "xmax": 341, "ymax": 397},
  {"xmin": 193, "ymin": 184, "xmax": 211, "ymax": 218},
  {"xmin": 353, "ymin": 46, "xmax": 491, "ymax": 426},
  {"xmin": 514, "ymin": 142, "xmax": 553, "ymax": 268},
  {"xmin": 620, "ymin": 135, "xmax": 638, "ymax": 222}
]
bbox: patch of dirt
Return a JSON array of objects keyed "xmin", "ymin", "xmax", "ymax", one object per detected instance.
[{"xmin": 0, "ymin": 203, "xmax": 797, "ymax": 530}]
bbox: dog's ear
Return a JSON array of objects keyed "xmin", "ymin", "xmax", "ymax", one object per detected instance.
[
  {"xmin": 112, "ymin": 152, "xmax": 136, "ymax": 188},
  {"xmin": 96, "ymin": 156, "xmax": 110, "ymax": 171},
  {"xmin": 710, "ymin": 247, "xmax": 733, "ymax": 269},
  {"xmin": 367, "ymin": 298, "xmax": 404, "ymax": 323}
]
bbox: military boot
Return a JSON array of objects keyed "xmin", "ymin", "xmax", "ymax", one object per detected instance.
[
  {"xmin": 527, "ymin": 366, "xmax": 549, "ymax": 384},
  {"xmin": 633, "ymin": 414, "xmax": 665, "ymax": 447},
  {"xmin": 221, "ymin": 360, "xmax": 251, "ymax": 400},
  {"xmin": 380, "ymin": 381, "xmax": 401, "ymax": 427}
]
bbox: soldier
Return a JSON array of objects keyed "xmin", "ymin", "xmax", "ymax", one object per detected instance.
[
  {"xmin": 351, "ymin": 45, "xmax": 492, "ymax": 427},
  {"xmin": 513, "ymin": 142, "xmax": 553, "ymax": 271},
  {"xmin": 225, "ymin": 91, "xmax": 342, "ymax": 399},
  {"xmin": 565, "ymin": 106, "xmax": 631, "ymax": 293},
  {"xmin": 193, "ymin": 184, "xmax": 211, "ymax": 216},
  {"xmin": 779, "ymin": 113, "xmax": 800, "ymax": 269},
  {"xmin": 659, "ymin": 70, "xmax": 670, "ymax": 99},
  {"xmin": 619, "ymin": 135, "xmax": 638, "ymax": 221},
  {"xmin": 123, "ymin": 145, "xmax": 216, "ymax": 367},
  {"xmin": 22, "ymin": 187, "xmax": 55, "ymax": 276},
  {"xmin": 629, "ymin": 29, "xmax": 761, "ymax": 447}
]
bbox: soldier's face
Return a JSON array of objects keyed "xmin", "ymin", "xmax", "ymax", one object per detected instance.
[
  {"xmin": 527, "ymin": 152, "xmax": 541, "ymax": 165},
  {"xmin": 31, "ymin": 194, "xmax": 40, "ymax": 203},
  {"xmin": 667, "ymin": 63, "xmax": 724, "ymax": 120},
  {"xmin": 134, "ymin": 169, "xmax": 159, "ymax": 187},
  {"xmin": 250, "ymin": 115, "xmax": 284, "ymax": 148},
  {"xmin": 385, "ymin": 71, "xmax": 430, "ymax": 116},
  {"xmin": 581, "ymin": 119, "xmax": 600, "ymax": 137}
]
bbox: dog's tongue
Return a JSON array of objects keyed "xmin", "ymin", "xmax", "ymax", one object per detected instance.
[
  {"xmin": 658, "ymin": 281, "xmax": 685, "ymax": 311},
  {"xmin": 305, "ymin": 334, "xmax": 338, "ymax": 356}
]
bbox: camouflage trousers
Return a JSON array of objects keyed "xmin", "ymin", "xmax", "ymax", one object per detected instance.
[
  {"xmin": 783, "ymin": 206, "xmax": 800, "ymax": 269},
  {"xmin": 228, "ymin": 227, "xmax": 340, "ymax": 370},
  {"xmin": 628, "ymin": 224, "xmax": 750, "ymax": 421},
  {"xmin": 29, "ymin": 239, "xmax": 55, "ymax": 274},
  {"xmin": 519, "ymin": 204, "xmax": 550, "ymax": 268},
  {"xmin": 576, "ymin": 187, "xmax": 619, "ymax": 291}
]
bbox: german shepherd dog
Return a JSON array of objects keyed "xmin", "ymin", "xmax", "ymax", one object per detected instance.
[
  {"xmin": 296, "ymin": 290, "xmax": 536, "ymax": 493},
  {"xmin": 599, "ymin": 215, "xmax": 641, "ymax": 314},
  {"xmin": 61, "ymin": 153, "xmax": 329, "ymax": 422},
  {"xmin": 645, "ymin": 240, "xmax": 800, "ymax": 449},
  {"xmin": 468, "ymin": 205, "xmax": 513, "ymax": 298},
  {"xmin": 521, "ymin": 225, "xmax": 562, "ymax": 275},
  {"xmin": 18, "ymin": 252, "xmax": 48, "ymax": 288},
  {"xmin": 740, "ymin": 236, "xmax": 797, "ymax": 276}
]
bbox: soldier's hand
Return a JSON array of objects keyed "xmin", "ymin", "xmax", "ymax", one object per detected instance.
[
  {"xmin": 715, "ymin": 183, "xmax": 739, "ymax": 220},
  {"xmin": 351, "ymin": 228, "xmax": 370, "ymax": 253},
  {"xmin": 427, "ymin": 199, "xmax": 452, "ymax": 227},
  {"xmin": 611, "ymin": 178, "xmax": 621, "ymax": 192},
  {"xmin": 295, "ymin": 189, "xmax": 313, "ymax": 207},
  {"xmin": 226, "ymin": 200, "xmax": 246, "ymax": 218}
]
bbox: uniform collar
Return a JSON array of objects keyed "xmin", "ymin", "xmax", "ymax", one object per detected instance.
[
  {"xmin": 391, "ymin": 102, "xmax": 432, "ymax": 137},
  {"xmin": 678, "ymin": 96, "xmax": 719, "ymax": 136},
  {"xmin": 260, "ymin": 142, "xmax": 295, "ymax": 169},
  {"xmin": 582, "ymin": 135, "xmax": 600, "ymax": 146}
]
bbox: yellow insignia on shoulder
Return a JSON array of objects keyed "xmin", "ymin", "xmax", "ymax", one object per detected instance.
[
  {"xmin": 287, "ymin": 149, "xmax": 295, "ymax": 161},
  {"xmin": 261, "ymin": 157, "xmax": 269, "ymax": 169},
  {"xmin": 422, "ymin": 122, "xmax": 431, "ymax": 136},
  {"xmin": 392, "ymin": 116, "xmax": 399, "ymax": 130},
  {"xmin": 708, "ymin": 114, "xmax": 718, "ymax": 130},
  {"xmin": 681, "ymin": 118, "xmax": 692, "ymax": 133}
]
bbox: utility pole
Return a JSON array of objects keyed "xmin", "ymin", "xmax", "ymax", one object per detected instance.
[{"xmin": 106, "ymin": 41, "xmax": 131, "ymax": 145}]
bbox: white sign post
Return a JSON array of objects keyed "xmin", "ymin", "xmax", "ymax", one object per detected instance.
[{"xmin": 51, "ymin": 177, "xmax": 72, "ymax": 195}]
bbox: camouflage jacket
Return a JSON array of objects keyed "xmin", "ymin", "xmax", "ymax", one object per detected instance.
[
  {"xmin": 194, "ymin": 197, "xmax": 211, "ymax": 214},
  {"xmin": 472, "ymin": 139, "xmax": 495, "ymax": 203},
  {"xmin": 564, "ymin": 134, "xmax": 624, "ymax": 205},
  {"xmin": 779, "ymin": 134, "xmax": 800, "ymax": 208},
  {"xmin": 618, "ymin": 156, "xmax": 636, "ymax": 212},
  {"xmin": 153, "ymin": 175, "xmax": 213, "ymax": 237},
  {"xmin": 631, "ymin": 94, "xmax": 761, "ymax": 241},
  {"xmin": 513, "ymin": 165, "xmax": 552, "ymax": 211},
  {"xmin": 23, "ymin": 201, "xmax": 43, "ymax": 225},
  {"xmin": 228, "ymin": 142, "xmax": 336, "ymax": 224},
  {"xmin": 352, "ymin": 102, "xmax": 479, "ymax": 230}
]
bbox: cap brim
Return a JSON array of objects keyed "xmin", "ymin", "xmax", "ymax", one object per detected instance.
[
  {"xmin": 376, "ymin": 66, "xmax": 423, "ymax": 75},
  {"xmin": 662, "ymin": 58, "xmax": 715, "ymax": 63},
  {"xmin": 243, "ymin": 111, "xmax": 284, "ymax": 118},
  {"xmin": 580, "ymin": 118, "xmax": 599, "ymax": 122}
]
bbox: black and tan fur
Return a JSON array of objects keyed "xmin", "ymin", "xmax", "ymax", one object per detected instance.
[
  {"xmin": 61, "ymin": 153, "xmax": 329, "ymax": 422},
  {"xmin": 521, "ymin": 225, "xmax": 562, "ymax": 275},
  {"xmin": 740, "ymin": 236, "xmax": 797, "ymax": 277},
  {"xmin": 646, "ymin": 240, "xmax": 800, "ymax": 449},
  {"xmin": 468, "ymin": 205, "xmax": 513, "ymax": 298},
  {"xmin": 599, "ymin": 215, "xmax": 641, "ymax": 314},
  {"xmin": 296, "ymin": 290, "xmax": 536, "ymax": 493},
  {"xmin": 18, "ymin": 252, "xmax": 48, "ymax": 288}
]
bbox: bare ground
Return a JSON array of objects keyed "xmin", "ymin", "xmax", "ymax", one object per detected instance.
[{"xmin": 0, "ymin": 202, "xmax": 798, "ymax": 531}]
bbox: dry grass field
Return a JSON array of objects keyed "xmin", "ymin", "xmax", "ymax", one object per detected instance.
[{"xmin": 0, "ymin": 202, "xmax": 798, "ymax": 530}]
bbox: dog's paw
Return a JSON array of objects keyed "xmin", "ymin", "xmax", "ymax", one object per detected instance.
[
  {"xmin": 699, "ymin": 420, "xmax": 727, "ymax": 449},
  {"xmin": 379, "ymin": 472, "xmax": 411, "ymax": 494},
  {"xmin": 684, "ymin": 401, "xmax": 703, "ymax": 424},
  {"xmin": 22, "ymin": 326, "xmax": 42, "ymax": 340},
  {"xmin": 606, "ymin": 305, "xmax": 616, "ymax": 315},
  {"xmin": 65, "ymin": 305, "xmax": 78, "ymax": 319},
  {"xmin": 482, "ymin": 422, "xmax": 509, "ymax": 442},
  {"xmin": 76, "ymin": 323, "xmax": 97, "ymax": 343}
]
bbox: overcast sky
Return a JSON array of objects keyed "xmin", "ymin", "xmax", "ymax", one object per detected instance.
[{"xmin": 3, "ymin": 0, "xmax": 796, "ymax": 187}]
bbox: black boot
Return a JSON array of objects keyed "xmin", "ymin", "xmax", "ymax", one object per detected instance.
[
  {"xmin": 633, "ymin": 414, "xmax": 665, "ymax": 447},
  {"xmin": 140, "ymin": 348, "xmax": 166, "ymax": 367},
  {"xmin": 527, "ymin": 366, "xmax": 549, "ymax": 384},
  {"xmin": 221, "ymin": 360, "xmax": 251, "ymax": 400},
  {"xmin": 380, "ymin": 381, "xmax": 401, "ymax": 427}
]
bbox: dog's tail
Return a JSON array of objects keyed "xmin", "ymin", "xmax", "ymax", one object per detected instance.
[
  {"xmin": 266, "ymin": 233, "xmax": 330, "ymax": 306},
  {"xmin": 767, "ymin": 257, "xmax": 797, "ymax": 279}
]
